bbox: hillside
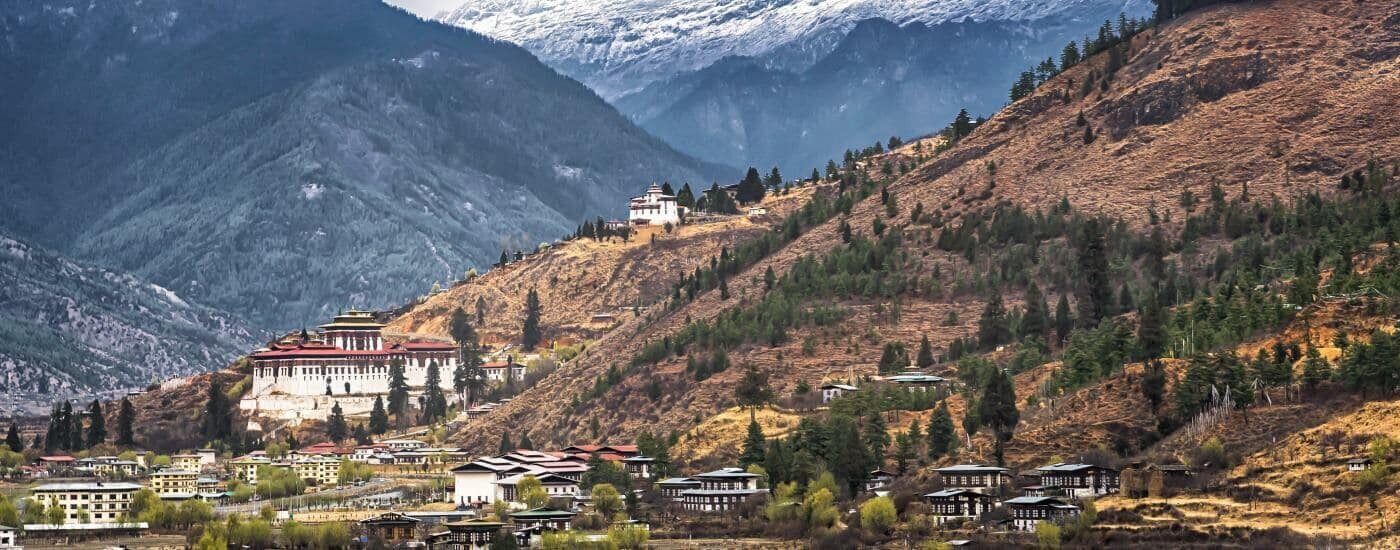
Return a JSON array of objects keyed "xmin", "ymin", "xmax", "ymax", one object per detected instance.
[
  {"xmin": 0, "ymin": 0, "xmax": 730, "ymax": 329},
  {"xmin": 433, "ymin": 0, "xmax": 1400, "ymax": 467},
  {"xmin": 388, "ymin": 186, "xmax": 824, "ymax": 346},
  {"xmin": 0, "ymin": 234, "xmax": 254, "ymax": 412}
]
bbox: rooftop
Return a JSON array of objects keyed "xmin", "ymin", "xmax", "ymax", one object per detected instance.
[{"xmin": 33, "ymin": 482, "xmax": 143, "ymax": 492}]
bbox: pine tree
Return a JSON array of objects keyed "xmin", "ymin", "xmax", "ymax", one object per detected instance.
[
  {"xmin": 763, "ymin": 266, "xmax": 776, "ymax": 291},
  {"xmin": 116, "ymin": 396, "xmax": 136, "ymax": 446},
  {"xmin": 387, "ymin": 358, "xmax": 410, "ymax": 426},
  {"xmin": 676, "ymin": 183, "xmax": 696, "ymax": 209},
  {"xmin": 916, "ymin": 334, "xmax": 935, "ymax": 369},
  {"xmin": 740, "ymin": 414, "xmax": 766, "ymax": 467},
  {"xmin": 475, "ymin": 297, "xmax": 487, "ymax": 326},
  {"xmin": 978, "ymin": 291, "xmax": 1010, "ymax": 351},
  {"xmin": 735, "ymin": 364, "xmax": 775, "ymax": 408},
  {"xmin": 67, "ymin": 401, "xmax": 83, "ymax": 451},
  {"xmin": 499, "ymin": 432, "xmax": 513, "ymax": 455},
  {"xmin": 369, "ymin": 396, "xmax": 389, "ymax": 435},
  {"xmin": 1141, "ymin": 360, "xmax": 1167, "ymax": 413},
  {"xmin": 737, "ymin": 167, "xmax": 767, "ymax": 204},
  {"xmin": 1021, "ymin": 283, "xmax": 1049, "ymax": 340},
  {"xmin": 423, "ymin": 360, "xmax": 448, "ymax": 424},
  {"xmin": 1137, "ymin": 294, "xmax": 1168, "ymax": 359},
  {"xmin": 1055, "ymin": 294, "xmax": 1074, "ymax": 345},
  {"xmin": 977, "ymin": 368, "xmax": 1020, "ymax": 467},
  {"xmin": 327, "ymin": 402, "xmax": 348, "ymax": 443},
  {"xmin": 86, "ymin": 400, "xmax": 106, "ymax": 448},
  {"xmin": 1301, "ymin": 346, "xmax": 1331, "ymax": 392},
  {"xmin": 6, "ymin": 423, "xmax": 21, "ymax": 453},
  {"xmin": 353, "ymin": 423, "xmax": 371, "ymax": 445},
  {"xmin": 1076, "ymin": 219, "xmax": 1111, "ymax": 327},
  {"xmin": 864, "ymin": 413, "xmax": 890, "ymax": 465},
  {"xmin": 201, "ymin": 380, "xmax": 231, "ymax": 444},
  {"xmin": 522, "ymin": 288, "xmax": 542, "ymax": 351},
  {"xmin": 519, "ymin": 432, "xmax": 534, "ymax": 451},
  {"xmin": 951, "ymin": 109, "xmax": 974, "ymax": 140}
]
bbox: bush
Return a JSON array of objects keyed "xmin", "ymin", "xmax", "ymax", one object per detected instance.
[
  {"xmin": 607, "ymin": 524, "xmax": 649, "ymax": 549},
  {"xmin": 1191, "ymin": 437, "xmax": 1227, "ymax": 470},
  {"xmin": 859, "ymin": 496, "xmax": 897, "ymax": 535},
  {"xmin": 1036, "ymin": 521, "xmax": 1062, "ymax": 549}
]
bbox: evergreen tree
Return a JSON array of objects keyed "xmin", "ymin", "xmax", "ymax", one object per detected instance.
[
  {"xmin": 740, "ymin": 414, "xmax": 767, "ymax": 467},
  {"xmin": 423, "ymin": 360, "xmax": 448, "ymax": 424},
  {"xmin": 353, "ymin": 424, "xmax": 372, "ymax": 445},
  {"xmin": 68, "ymin": 404, "xmax": 83, "ymax": 451},
  {"xmin": 387, "ymin": 358, "xmax": 410, "ymax": 425},
  {"xmin": 764, "ymin": 266, "xmax": 776, "ymax": 291},
  {"xmin": 369, "ymin": 396, "xmax": 389, "ymax": 435},
  {"xmin": 1137, "ymin": 294, "xmax": 1168, "ymax": 359},
  {"xmin": 1301, "ymin": 346, "xmax": 1332, "ymax": 392},
  {"xmin": 498, "ymin": 249, "xmax": 509, "ymax": 267},
  {"xmin": 6, "ymin": 423, "xmax": 21, "ymax": 453},
  {"xmin": 1055, "ymin": 293, "xmax": 1074, "ymax": 345},
  {"xmin": 522, "ymin": 288, "xmax": 542, "ymax": 351},
  {"xmin": 676, "ymin": 183, "xmax": 695, "ymax": 209},
  {"xmin": 1060, "ymin": 40, "xmax": 1081, "ymax": 70},
  {"xmin": 828, "ymin": 415, "xmax": 872, "ymax": 495},
  {"xmin": 1020, "ymin": 283, "xmax": 1049, "ymax": 340},
  {"xmin": 475, "ymin": 297, "xmax": 487, "ymax": 326},
  {"xmin": 735, "ymin": 364, "xmax": 775, "ymax": 408},
  {"xmin": 977, "ymin": 368, "xmax": 1020, "ymax": 467},
  {"xmin": 327, "ymin": 402, "xmax": 348, "ymax": 443},
  {"xmin": 863, "ymin": 413, "xmax": 890, "ymax": 465},
  {"xmin": 1075, "ymin": 219, "xmax": 1111, "ymax": 327},
  {"xmin": 978, "ymin": 291, "xmax": 1010, "ymax": 351},
  {"xmin": 661, "ymin": 182, "xmax": 675, "ymax": 196},
  {"xmin": 916, "ymin": 334, "xmax": 935, "ymax": 369},
  {"xmin": 201, "ymin": 380, "xmax": 231, "ymax": 444},
  {"xmin": 894, "ymin": 432, "xmax": 915, "ymax": 475},
  {"xmin": 519, "ymin": 432, "xmax": 534, "ymax": 451},
  {"xmin": 737, "ymin": 167, "xmax": 767, "ymax": 204},
  {"xmin": 765, "ymin": 167, "xmax": 783, "ymax": 190},
  {"xmin": 116, "ymin": 396, "xmax": 136, "ymax": 446},
  {"xmin": 1141, "ymin": 360, "xmax": 1167, "ymax": 413},
  {"xmin": 86, "ymin": 400, "xmax": 106, "ymax": 448},
  {"xmin": 951, "ymin": 109, "xmax": 974, "ymax": 141},
  {"xmin": 499, "ymin": 432, "xmax": 513, "ymax": 455}
]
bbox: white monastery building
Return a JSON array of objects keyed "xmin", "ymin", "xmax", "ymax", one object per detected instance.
[
  {"xmin": 628, "ymin": 183, "xmax": 683, "ymax": 226},
  {"xmin": 249, "ymin": 311, "xmax": 458, "ymax": 397}
]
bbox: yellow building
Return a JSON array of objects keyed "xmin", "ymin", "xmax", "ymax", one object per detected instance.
[
  {"xmin": 293, "ymin": 457, "xmax": 342, "ymax": 486},
  {"xmin": 231, "ymin": 456, "xmax": 272, "ymax": 484},
  {"xmin": 30, "ymin": 482, "xmax": 142, "ymax": 523},
  {"xmin": 171, "ymin": 454, "xmax": 202, "ymax": 472},
  {"xmin": 149, "ymin": 469, "xmax": 199, "ymax": 495}
]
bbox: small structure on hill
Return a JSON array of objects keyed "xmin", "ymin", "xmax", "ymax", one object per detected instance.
[
  {"xmin": 925, "ymin": 489, "xmax": 997, "ymax": 525},
  {"xmin": 1036, "ymin": 463, "xmax": 1120, "ymax": 498},
  {"xmin": 820, "ymin": 383, "xmax": 858, "ymax": 403},
  {"xmin": 934, "ymin": 465, "xmax": 1013, "ymax": 491},
  {"xmin": 1348, "ymin": 457, "xmax": 1374, "ymax": 472},
  {"xmin": 1005, "ymin": 496, "xmax": 1079, "ymax": 531},
  {"xmin": 426, "ymin": 518, "xmax": 506, "ymax": 550},
  {"xmin": 359, "ymin": 512, "xmax": 421, "ymax": 544},
  {"xmin": 865, "ymin": 469, "xmax": 896, "ymax": 492},
  {"xmin": 628, "ymin": 183, "xmax": 682, "ymax": 226}
]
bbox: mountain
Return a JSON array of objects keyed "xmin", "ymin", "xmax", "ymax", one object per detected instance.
[
  {"xmin": 428, "ymin": 0, "xmax": 1153, "ymax": 99},
  {"xmin": 403, "ymin": 0, "xmax": 1399, "ymax": 473},
  {"xmin": 0, "ymin": 0, "xmax": 731, "ymax": 329},
  {"xmin": 615, "ymin": 15, "xmax": 1128, "ymax": 174},
  {"xmin": 0, "ymin": 233, "xmax": 255, "ymax": 410}
]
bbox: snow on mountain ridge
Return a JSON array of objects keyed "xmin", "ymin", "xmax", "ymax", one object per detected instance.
[{"xmin": 427, "ymin": 0, "xmax": 1150, "ymax": 98}]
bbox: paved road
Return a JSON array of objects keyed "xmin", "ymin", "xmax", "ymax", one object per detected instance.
[{"xmin": 215, "ymin": 478, "xmax": 396, "ymax": 515}]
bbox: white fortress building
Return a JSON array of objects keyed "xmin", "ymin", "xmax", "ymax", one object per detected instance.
[
  {"xmin": 628, "ymin": 183, "xmax": 683, "ymax": 225},
  {"xmin": 242, "ymin": 311, "xmax": 458, "ymax": 421}
]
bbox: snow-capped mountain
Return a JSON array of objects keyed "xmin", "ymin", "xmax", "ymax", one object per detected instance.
[{"xmin": 420, "ymin": 0, "xmax": 1152, "ymax": 98}]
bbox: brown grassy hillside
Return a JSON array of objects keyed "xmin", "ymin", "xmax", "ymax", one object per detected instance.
[
  {"xmin": 436, "ymin": 0, "xmax": 1400, "ymax": 456},
  {"xmin": 386, "ymin": 186, "xmax": 822, "ymax": 346}
]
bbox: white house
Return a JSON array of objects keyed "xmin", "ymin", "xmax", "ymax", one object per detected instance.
[
  {"xmin": 925, "ymin": 489, "xmax": 997, "ymax": 524},
  {"xmin": 820, "ymin": 383, "xmax": 858, "ymax": 403},
  {"xmin": 628, "ymin": 184, "xmax": 682, "ymax": 226},
  {"xmin": 249, "ymin": 311, "xmax": 459, "ymax": 397},
  {"xmin": 676, "ymin": 468, "xmax": 765, "ymax": 513},
  {"xmin": 1005, "ymin": 496, "xmax": 1079, "ymax": 531},
  {"xmin": 934, "ymin": 465, "xmax": 1013, "ymax": 491},
  {"xmin": 1036, "ymin": 463, "xmax": 1120, "ymax": 499}
]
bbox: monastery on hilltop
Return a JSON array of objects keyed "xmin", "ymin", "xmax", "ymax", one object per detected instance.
[
  {"xmin": 242, "ymin": 311, "xmax": 458, "ymax": 421},
  {"xmin": 628, "ymin": 183, "xmax": 683, "ymax": 226}
]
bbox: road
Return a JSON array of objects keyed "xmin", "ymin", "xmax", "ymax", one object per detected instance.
[{"xmin": 214, "ymin": 478, "xmax": 397, "ymax": 515}]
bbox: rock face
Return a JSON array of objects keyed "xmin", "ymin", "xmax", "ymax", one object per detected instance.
[
  {"xmin": 0, "ymin": 0, "xmax": 731, "ymax": 329},
  {"xmin": 0, "ymin": 234, "xmax": 255, "ymax": 410}
]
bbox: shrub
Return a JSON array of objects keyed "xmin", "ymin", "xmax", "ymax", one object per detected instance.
[
  {"xmin": 859, "ymin": 496, "xmax": 897, "ymax": 535},
  {"xmin": 1036, "ymin": 521, "xmax": 1062, "ymax": 549}
]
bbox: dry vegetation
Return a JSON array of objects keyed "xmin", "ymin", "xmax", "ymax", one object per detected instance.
[{"xmin": 417, "ymin": 0, "xmax": 1399, "ymax": 462}]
